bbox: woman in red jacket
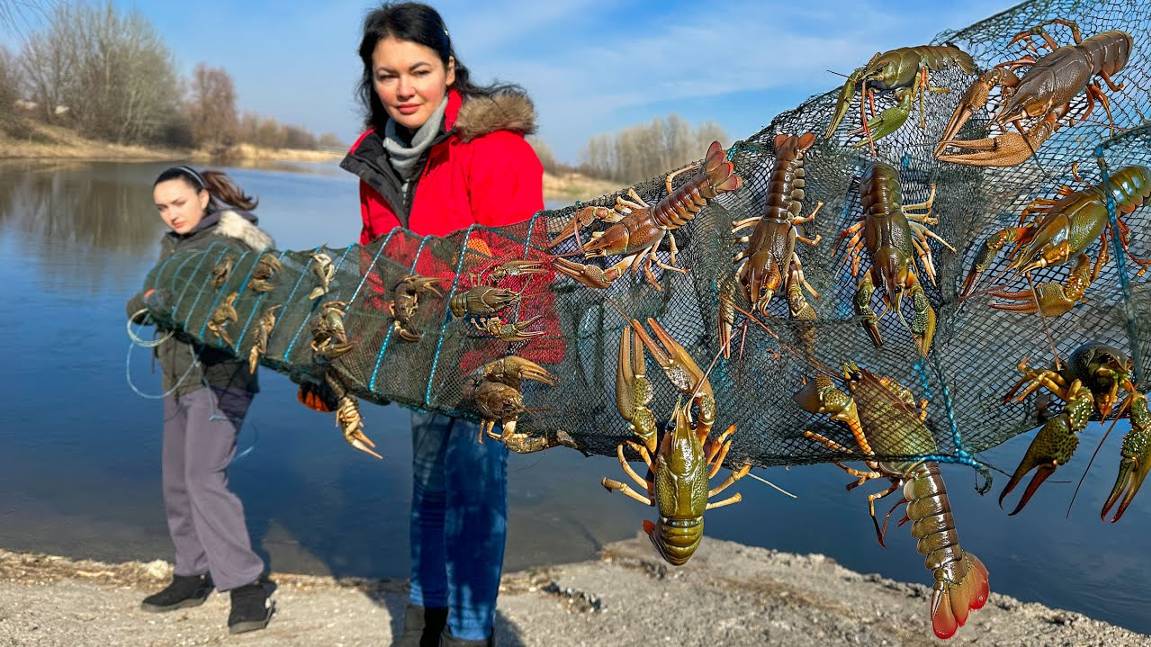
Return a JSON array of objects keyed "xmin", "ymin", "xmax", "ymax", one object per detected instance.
[{"xmin": 340, "ymin": 4, "xmax": 543, "ymax": 646}]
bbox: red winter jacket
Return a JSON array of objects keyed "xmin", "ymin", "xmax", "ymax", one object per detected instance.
[
  {"xmin": 341, "ymin": 88, "xmax": 564, "ymax": 368},
  {"xmin": 341, "ymin": 88, "xmax": 544, "ymax": 241}
]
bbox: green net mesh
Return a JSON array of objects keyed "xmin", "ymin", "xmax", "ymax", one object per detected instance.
[{"xmin": 138, "ymin": 0, "xmax": 1151, "ymax": 475}]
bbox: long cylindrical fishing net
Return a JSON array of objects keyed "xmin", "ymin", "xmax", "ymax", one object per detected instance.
[{"xmin": 136, "ymin": 0, "xmax": 1151, "ymax": 475}]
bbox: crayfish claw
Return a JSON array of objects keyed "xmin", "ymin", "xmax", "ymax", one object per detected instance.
[
  {"xmin": 630, "ymin": 318, "xmax": 711, "ymax": 398},
  {"xmin": 1102, "ymin": 394, "xmax": 1151, "ymax": 523}
]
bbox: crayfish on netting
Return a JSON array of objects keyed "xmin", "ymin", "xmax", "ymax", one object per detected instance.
[
  {"xmin": 206, "ymin": 291, "xmax": 239, "ymax": 347},
  {"xmin": 310, "ymin": 300, "xmax": 354, "ymax": 360},
  {"xmin": 387, "ymin": 274, "xmax": 441, "ymax": 343},
  {"xmin": 824, "ymin": 44, "xmax": 975, "ymax": 153},
  {"xmin": 999, "ymin": 342, "xmax": 1150, "ymax": 522},
  {"xmin": 936, "ymin": 20, "xmax": 1132, "ymax": 167},
  {"xmin": 211, "ymin": 254, "xmax": 235, "ymax": 289},
  {"xmin": 467, "ymin": 356, "xmax": 574, "ymax": 453},
  {"xmin": 795, "ymin": 364, "xmax": 988, "ymax": 639},
  {"xmin": 960, "ymin": 164, "xmax": 1151, "ymax": 315},
  {"xmin": 248, "ymin": 304, "xmax": 281, "ymax": 373},
  {"xmin": 839, "ymin": 161, "xmax": 954, "ymax": 356},
  {"xmin": 248, "ymin": 253, "xmax": 283, "ymax": 293},
  {"xmin": 722, "ymin": 132, "xmax": 823, "ymax": 358},
  {"xmin": 550, "ymin": 141, "xmax": 742, "ymax": 290},
  {"xmin": 308, "ymin": 252, "xmax": 336, "ymax": 300},
  {"xmin": 603, "ymin": 318, "xmax": 750, "ymax": 566}
]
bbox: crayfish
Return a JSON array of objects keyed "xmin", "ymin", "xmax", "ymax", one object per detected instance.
[
  {"xmin": 310, "ymin": 300, "xmax": 354, "ymax": 360},
  {"xmin": 468, "ymin": 356, "xmax": 574, "ymax": 453},
  {"xmin": 999, "ymin": 342, "xmax": 1150, "ymax": 522},
  {"xmin": 603, "ymin": 318, "xmax": 750, "ymax": 566},
  {"xmin": 936, "ymin": 20, "xmax": 1132, "ymax": 166},
  {"xmin": 308, "ymin": 252, "xmax": 335, "ymax": 300},
  {"xmin": 388, "ymin": 274, "xmax": 441, "ymax": 343},
  {"xmin": 795, "ymin": 364, "xmax": 988, "ymax": 639},
  {"xmin": 825, "ymin": 44, "xmax": 975, "ymax": 153},
  {"xmin": 211, "ymin": 254, "xmax": 235, "ymax": 289},
  {"xmin": 840, "ymin": 162, "xmax": 954, "ymax": 355},
  {"xmin": 551, "ymin": 141, "xmax": 741, "ymax": 290},
  {"xmin": 248, "ymin": 304, "xmax": 281, "ymax": 373},
  {"xmin": 249, "ymin": 253, "xmax": 283, "ymax": 293},
  {"xmin": 961, "ymin": 165, "xmax": 1151, "ymax": 315},
  {"xmin": 206, "ymin": 291, "xmax": 239, "ymax": 347},
  {"xmin": 723, "ymin": 133, "xmax": 822, "ymax": 358}
]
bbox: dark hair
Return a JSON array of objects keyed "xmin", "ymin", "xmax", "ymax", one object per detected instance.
[
  {"xmin": 154, "ymin": 166, "xmax": 259, "ymax": 211},
  {"xmin": 356, "ymin": 2, "xmax": 521, "ymax": 133}
]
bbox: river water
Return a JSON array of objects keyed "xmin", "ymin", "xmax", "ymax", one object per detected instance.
[{"xmin": 0, "ymin": 159, "xmax": 1147, "ymax": 634}]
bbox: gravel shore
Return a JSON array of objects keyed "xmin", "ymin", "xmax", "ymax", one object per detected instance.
[{"xmin": 1, "ymin": 536, "xmax": 1145, "ymax": 646}]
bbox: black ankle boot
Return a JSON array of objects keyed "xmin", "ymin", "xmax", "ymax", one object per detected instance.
[
  {"xmin": 392, "ymin": 604, "xmax": 449, "ymax": 647},
  {"xmin": 441, "ymin": 627, "xmax": 494, "ymax": 647},
  {"xmin": 227, "ymin": 582, "xmax": 274, "ymax": 634},
  {"xmin": 140, "ymin": 573, "xmax": 213, "ymax": 612}
]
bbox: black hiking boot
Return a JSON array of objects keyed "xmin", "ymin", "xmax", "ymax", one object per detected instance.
[
  {"xmin": 392, "ymin": 604, "xmax": 449, "ymax": 647},
  {"xmin": 140, "ymin": 573, "xmax": 214, "ymax": 612},
  {"xmin": 227, "ymin": 582, "xmax": 274, "ymax": 634},
  {"xmin": 441, "ymin": 627, "xmax": 494, "ymax": 647}
]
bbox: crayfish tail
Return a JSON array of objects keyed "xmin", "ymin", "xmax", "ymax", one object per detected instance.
[
  {"xmin": 930, "ymin": 552, "xmax": 990, "ymax": 639},
  {"xmin": 702, "ymin": 140, "xmax": 742, "ymax": 193}
]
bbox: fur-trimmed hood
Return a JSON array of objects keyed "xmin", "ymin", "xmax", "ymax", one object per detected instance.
[
  {"xmin": 211, "ymin": 209, "xmax": 275, "ymax": 252},
  {"xmin": 451, "ymin": 88, "xmax": 537, "ymax": 143},
  {"xmin": 166, "ymin": 208, "xmax": 274, "ymax": 253}
]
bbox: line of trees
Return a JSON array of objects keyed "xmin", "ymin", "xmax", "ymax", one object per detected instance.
[
  {"xmin": 578, "ymin": 115, "xmax": 729, "ymax": 183},
  {"xmin": 0, "ymin": 1, "xmax": 342, "ymax": 151}
]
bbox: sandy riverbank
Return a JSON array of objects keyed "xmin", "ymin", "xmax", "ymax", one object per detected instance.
[
  {"xmin": 0, "ymin": 119, "xmax": 621, "ymax": 202},
  {"xmin": 0, "ymin": 536, "xmax": 1143, "ymax": 646}
]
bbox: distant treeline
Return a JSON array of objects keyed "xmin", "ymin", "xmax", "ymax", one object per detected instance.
[
  {"xmin": 0, "ymin": 1, "xmax": 342, "ymax": 151},
  {"xmin": 545, "ymin": 115, "xmax": 729, "ymax": 184}
]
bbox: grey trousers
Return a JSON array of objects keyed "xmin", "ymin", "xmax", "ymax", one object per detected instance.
[{"xmin": 162, "ymin": 387, "xmax": 264, "ymax": 591}]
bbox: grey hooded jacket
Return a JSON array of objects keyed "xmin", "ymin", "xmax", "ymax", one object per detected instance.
[{"xmin": 127, "ymin": 208, "xmax": 275, "ymax": 399}]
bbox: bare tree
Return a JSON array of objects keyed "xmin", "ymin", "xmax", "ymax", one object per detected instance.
[
  {"xmin": 317, "ymin": 132, "xmax": 344, "ymax": 150},
  {"xmin": 70, "ymin": 2, "xmax": 180, "ymax": 142},
  {"xmin": 16, "ymin": 2, "xmax": 77, "ymax": 123},
  {"xmin": 186, "ymin": 63, "xmax": 238, "ymax": 146},
  {"xmin": 0, "ymin": 45, "xmax": 19, "ymax": 116},
  {"xmin": 528, "ymin": 135, "xmax": 560, "ymax": 174},
  {"xmin": 578, "ymin": 114, "xmax": 730, "ymax": 183}
]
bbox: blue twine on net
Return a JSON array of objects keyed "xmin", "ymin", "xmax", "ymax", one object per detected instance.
[
  {"xmin": 369, "ymin": 235, "xmax": 431, "ymax": 393},
  {"xmin": 211, "ymin": 249, "xmax": 259, "ymax": 343},
  {"xmin": 235, "ymin": 250, "xmax": 290, "ymax": 349},
  {"xmin": 511, "ymin": 212, "xmax": 542, "ymax": 323},
  {"xmin": 1095, "ymin": 147, "xmax": 1145, "ymax": 387},
  {"xmin": 196, "ymin": 245, "xmax": 253, "ymax": 338},
  {"xmin": 348, "ymin": 229, "xmax": 399, "ymax": 305},
  {"xmin": 423, "ymin": 225, "xmax": 479, "ymax": 407},
  {"xmin": 171, "ymin": 244, "xmax": 222, "ymax": 318},
  {"xmin": 193, "ymin": 245, "xmax": 240, "ymax": 339},
  {"xmin": 283, "ymin": 244, "xmax": 356, "ymax": 362}
]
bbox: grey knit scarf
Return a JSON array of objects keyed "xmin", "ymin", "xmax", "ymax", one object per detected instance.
[{"xmin": 382, "ymin": 96, "xmax": 449, "ymax": 189}]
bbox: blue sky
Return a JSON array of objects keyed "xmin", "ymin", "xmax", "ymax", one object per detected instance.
[{"xmin": 6, "ymin": 0, "xmax": 1016, "ymax": 161}]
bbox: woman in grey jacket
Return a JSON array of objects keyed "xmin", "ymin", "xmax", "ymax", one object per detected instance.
[{"xmin": 127, "ymin": 166, "xmax": 274, "ymax": 634}]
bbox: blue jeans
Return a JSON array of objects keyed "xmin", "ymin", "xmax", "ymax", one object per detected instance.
[{"xmin": 409, "ymin": 411, "xmax": 508, "ymax": 641}]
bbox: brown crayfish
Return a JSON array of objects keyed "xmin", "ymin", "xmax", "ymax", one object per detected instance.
[
  {"xmin": 551, "ymin": 141, "xmax": 742, "ymax": 290},
  {"xmin": 936, "ymin": 20, "xmax": 1131, "ymax": 166}
]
